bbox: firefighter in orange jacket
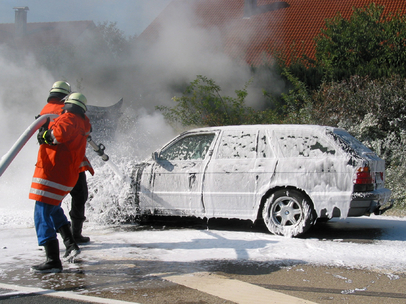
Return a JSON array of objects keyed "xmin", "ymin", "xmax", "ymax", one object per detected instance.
[
  {"xmin": 38, "ymin": 81, "xmax": 94, "ymax": 245},
  {"xmin": 30, "ymin": 92, "xmax": 91, "ymax": 273}
]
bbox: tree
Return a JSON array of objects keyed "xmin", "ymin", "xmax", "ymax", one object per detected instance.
[
  {"xmin": 96, "ymin": 21, "xmax": 134, "ymax": 59},
  {"xmin": 156, "ymin": 75, "xmax": 257, "ymax": 127},
  {"xmin": 315, "ymin": 3, "xmax": 406, "ymax": 81}
]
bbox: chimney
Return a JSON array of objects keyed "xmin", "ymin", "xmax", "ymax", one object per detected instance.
[
  {"xmin": 243, "ymin": 0, "xmax": 257, "ymax": 18},
  {"xmin": 13, "ymin": 6, "xmax": 29, "ymax": 37}
]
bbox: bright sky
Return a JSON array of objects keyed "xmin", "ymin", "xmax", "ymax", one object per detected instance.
[{"xmin": 0, "ymin": 0, "xmax": 172, "ymax": 37}]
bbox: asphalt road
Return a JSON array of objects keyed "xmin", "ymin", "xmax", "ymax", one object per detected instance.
[{"xmin": 1, "ymin": 219, "xmax": 405, "ymax": 304}]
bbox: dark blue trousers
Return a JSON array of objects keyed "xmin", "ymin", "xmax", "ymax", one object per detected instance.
[{"xmin": 34, "ymin": 201, "xmax": 70, "ymax": 246}]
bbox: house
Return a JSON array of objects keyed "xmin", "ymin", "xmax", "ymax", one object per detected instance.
[
  {"xmin": 0, "ymin": 7, "xmax": 122, "ymax": 139},
  {"xmin": 139, "ymin": 0, "xmax": 406, "ymax": 66},
  {"xmin": 0, "ymin": 7, "xmax": 96, "ymax": 50}
]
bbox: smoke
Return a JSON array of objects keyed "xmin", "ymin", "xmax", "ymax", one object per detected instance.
[
  {"xmin": 0, "ymin": 45, "xmax": 55, "ymax": 209},
  {"xmin": 77, "ymin": 1, "xmax": 286, "ymax": 223},
  {"xmin": 51, "ymin": 0, "xmax": 285, "ymax": 112},
  {"xmin": 125, "ymin": 1, "xmax": 285, "ymax": 110},
  {"xmin": 120, "ymin": 1, "xmax": 265, "ymax": 110},
  {"xmin": 0, "ymin": 1, "xmax": 285, "ymax": 221}
]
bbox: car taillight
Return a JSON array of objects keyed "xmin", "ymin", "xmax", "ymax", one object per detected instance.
[
  {"xmin": 353, "ymin": 166, "xmax": 374, "ymax": 192},
  {"xmin": 354, "ymin": 166, "xmax": 373, "ymax": 184}
]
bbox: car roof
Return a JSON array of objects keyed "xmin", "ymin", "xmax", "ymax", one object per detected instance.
[{"xmin": 183, "ymin": 124, "xmax": 339, "ymax": 134}]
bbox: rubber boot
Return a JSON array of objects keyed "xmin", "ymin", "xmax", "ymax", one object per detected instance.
[
  {"xmin": 71, "ymin": 219, "xmax": 90, "ymax": 244},
  {"xmin": 57, "ymin": 224, "xmax": 81, "ymax": 262},
  {"xmin": 31, "ymin": 239, "xmax": 63, "ymax": 273}
]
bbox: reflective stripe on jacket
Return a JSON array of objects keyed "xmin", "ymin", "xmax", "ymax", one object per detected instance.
[
  {"xmin": 29, "ymin": 112, "xmax": 92, "ymax": 205},
  {"xmin": 29, "ymin": 178, "xmax": 74, "ymax": 204},
  {"xmin": 79, "ymin": 156, "xmax": 95, "ymax": 176}
]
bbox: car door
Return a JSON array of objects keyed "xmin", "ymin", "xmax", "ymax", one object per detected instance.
[
  {"xmin": 203, "ymin": 128, "xmax": 261, "ymax": 219},
  {"xmin": 270, "ymin": 127, "xmax": 352, "ymax": 216},
  {"xmin": 149, "ymin": 132, "xmax": 216, "ymax": 215}
]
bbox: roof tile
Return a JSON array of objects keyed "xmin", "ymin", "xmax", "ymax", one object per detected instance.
[{"xmin": 140, "ymin": 0, "xmax": 406, "ymax": 66}]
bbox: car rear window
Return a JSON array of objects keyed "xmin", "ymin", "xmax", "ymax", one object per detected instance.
[
  {"xmin": 275, "ymin": 130, "xmax": 336, "ymax": 158},
  {"xmin": 330, "ymin": 129, "xmax": 373, "ymax": 156}
]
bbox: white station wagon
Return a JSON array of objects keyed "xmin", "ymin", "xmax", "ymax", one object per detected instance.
[{"xmin": 130, "ymin": 124, "xmax": 392, "ymax": 237}]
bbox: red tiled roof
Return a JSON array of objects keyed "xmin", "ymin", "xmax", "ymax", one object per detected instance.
[{"xmin": 140, "ymin": 0, "xmax": 406, "ymax": 66}]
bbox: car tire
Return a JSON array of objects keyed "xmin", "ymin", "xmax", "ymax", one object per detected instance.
[{"xmin": 262, "ymin": 189, "xmax": 314, "ymax": 237}]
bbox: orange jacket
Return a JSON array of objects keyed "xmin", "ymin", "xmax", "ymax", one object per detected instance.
[
  {"xmin": 30, "ymin": 112, "xmax": 92, "ymax": 205},
  {"xmin": 39, "ymin": 98, "xmax": 94, "ymax": 175},
  {"xmin": 40, "ymin": 98, "xmax": 64, "ymax": 116}
]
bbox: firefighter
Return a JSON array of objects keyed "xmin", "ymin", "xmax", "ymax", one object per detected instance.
[
  {"xmin": 38, "ymin": 81, "xmax": 94, "ymax": 244},
  {"xmin": 30, "ymin": 92, "xmax": 91, "ymax": 273}
]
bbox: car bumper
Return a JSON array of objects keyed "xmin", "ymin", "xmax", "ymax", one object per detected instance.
[{"xmin": 348, "ymin": 188, "xmax": 392, "ymax": 216}]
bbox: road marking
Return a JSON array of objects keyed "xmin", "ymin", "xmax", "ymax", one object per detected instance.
[
  {"xmin": 0, "ymin": 282, "xmax": 138, "ymax": 304},
  {"xmin": 159, "ymin": 272, "xmax": 318, "ymax": 304}
]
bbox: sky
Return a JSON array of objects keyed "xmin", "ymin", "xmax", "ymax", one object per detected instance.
[{"xmin": 0, "ymin": 0, "xmax": 172, "ymax": 37}]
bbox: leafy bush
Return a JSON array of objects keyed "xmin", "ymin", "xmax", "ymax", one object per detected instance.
[
  {"xmin": 307, "ymin": 75, "xmax": 406, "ymax": 207},
  {"xmin": 315, "ymin": 3, "xmax": 406, "ymax": 81},
  {"xmin": 157, "ymin": 75, "xmax": 274, "ymax": 126}
]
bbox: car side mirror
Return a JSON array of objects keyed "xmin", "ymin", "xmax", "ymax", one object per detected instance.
[{"xmin": 152, "ymin": 151, "xmax": 160, "ymax": 161}]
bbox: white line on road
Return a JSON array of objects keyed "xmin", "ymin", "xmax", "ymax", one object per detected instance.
[
  {"xmin": 158, "ymin": 272, "xmax": 319, "ymax": 304},
  {"xmin": 0, "ymin": 282, "xmax": 139, "ymax": 304}
]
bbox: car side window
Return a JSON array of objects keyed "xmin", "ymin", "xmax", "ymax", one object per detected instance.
[
  {"xmin": 216, "ymin": 130, "xmax": 257, "ymax": 159},
  {"xmin": 257, "ymin": 131, "xmax": 274, "ymax": 158},
  {"xmin": 160, "ymin": 133, "xmax": 215, "ymax": 161},
  {"xmin": 276, "ymin": 131, "xmax": 336, "ymax": 157}
]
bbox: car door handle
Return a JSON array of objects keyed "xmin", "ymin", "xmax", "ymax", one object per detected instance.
[{"xmin": 188, "ymin": 173, "xmax": 196, "ymax": 189}]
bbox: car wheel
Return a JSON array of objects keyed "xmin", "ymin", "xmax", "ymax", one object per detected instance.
[{"xmin": 262, "ymin": 189, "xmax": 314, "ymax": 237}]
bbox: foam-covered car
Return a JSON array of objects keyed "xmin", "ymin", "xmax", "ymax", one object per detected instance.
[{"xmin": 130, "ymin": 125, "xmax": 392, "ymax": 236}]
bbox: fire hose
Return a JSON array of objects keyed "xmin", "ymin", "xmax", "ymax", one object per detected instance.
[
  {"xmin": 0, "ymin": 114, "xmax": 58, "ymax": 177},
  {"xmin": 0, "ymin": 114, "xmax": 124, "ymax": 180},
  {"xmin": 87, "ymin": 136, "xmax": 109, "ymax": 161},
  {"xmin": 87, "ymin": 136, "xmax": 124, "ymax": 180}
]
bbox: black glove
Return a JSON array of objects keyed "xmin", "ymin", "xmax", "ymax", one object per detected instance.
[
  {"xmin": 36, "ymin": 117, "xmax": 51, "ymax": 145},
  {"xmin": 38, "ymin": 129, "xmax": 56, "ymax": 145},
  {"xmin": 37, "ymin": 126, "xmax": 46, "ymax": 145}
]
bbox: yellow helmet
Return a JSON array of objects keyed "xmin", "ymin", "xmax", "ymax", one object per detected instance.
[
  {"xmin": 50, "ymin": 81, "xmax": 71, "ymax": 95},
  {"xmin": 64, "ymin": 92, "xmax": 87, "ymax": 112}
]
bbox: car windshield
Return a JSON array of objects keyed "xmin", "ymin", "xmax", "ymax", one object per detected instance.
[{"xmin": 160, "ymin": 133, "xmax": 215, "ymax": 160}]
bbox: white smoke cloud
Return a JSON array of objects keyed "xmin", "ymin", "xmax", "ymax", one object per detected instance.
[
  {"xmin": 0, "ymin": 1, "xmax": 286, "ymax": 220},
  {"xmin": 118, "ymin": 1, "xmax": 285, "ymax": 112},
  {"xmin": 130, "ymin": 2, "xmax": 254, "ymax": 109},
  {"xmin": 0, "ymin": 45, "xmax": 55, "ymax": 208}
]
